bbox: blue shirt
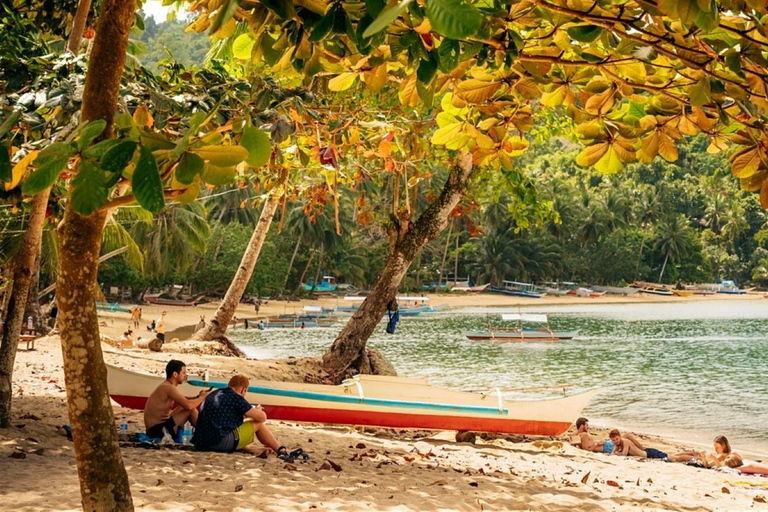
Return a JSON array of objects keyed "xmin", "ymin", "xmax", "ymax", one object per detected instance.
[{"xmin": 192, "ymin": 388, "xmax": 252, "ymax": 450}]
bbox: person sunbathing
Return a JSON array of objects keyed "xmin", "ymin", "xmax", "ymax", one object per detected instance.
[
  {"xmin": 668, "ymin": 435, "xmax": 735, "ymax": 467},
  {"xmin": 724, "ymin": 454, "xmax": 768, "ymax": 475},
  {"xmin": 609, "ymin": 429, "xmax": 668, "ymax": 459}
]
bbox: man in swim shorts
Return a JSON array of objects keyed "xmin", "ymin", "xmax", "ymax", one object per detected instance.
[
  {"xmin": 192, "ymin": 374, "xmax": 281, "ymax": 456},
  {"xmin": 144, "ymin": 360, "xmax": 210, "ymax": 439}
]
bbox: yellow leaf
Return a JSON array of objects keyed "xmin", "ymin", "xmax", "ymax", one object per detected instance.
[
  {"xmin": 296, "ymin": 0, "xmax": 328, "ymax": 15},
  {"xmin": 637, "ymin": 132, "xmax": 660, "ymax": 162},
  {"xmin": 613, "ymin": 138, "xmax": 636, "ymax": 163},
  {"xmin": 6, "ymin": 150, "xmax": 39, "ymax": 191},
  {"xmin": 595, "ymin": 145, "xmax": 624, "ymax": 174},
  {"xmin": 378, "ymin": 139, "xmax": 392, "ymax": 157},
  {"xmin": 741, "ymin": 171, "xmax": 767, "ymax": 192},
  {"xmin": 513, "ymin": 77, "xmax": 541, "ymax": 100},
  {"xmin": 399, "ymin": 74, "xmax": 421, "ymax": 107},
  {"xmin": 761, "ymin": 175, "xmax": 768, "ymax": 209},
  {"xmin": 436, "ymin": 111, "xmax": 459, "ymax": 128},
  {"xmin": 707, "ymin": 136, "xmax": 729, "ymax": 153},
  {"xmin": 441, "ymin": 92, "xmax": 467, "ymax": 116},
  {"xmin": 133, "ymin": 106, "xmax": 153, "ymax": 128},
  {"xmin": 414, "ymin": 18, "xmax": 432, "ymax": 34},
  {"xmin": 455, "ymin": 79, "xmax": 503, "ymax": 104},
  {"xmin": 213, "ymin": 17, "xmax": 237, "ymax": 39},
  {"xmin": 503, "ymin": 135, "xmax": 530, "ymax": 157},
  {"xmin": 730, "ymin": 147, "xmax": 764, "ymax": 178},
  {"xmin": 541, "ymin": 84, "xmax": 571, "ymax": 108},
  {"xmin": 575, "ymin": 119, "xmax": 603, "ymax": 140},
  {"xmin": 678, "ymin": 115, "xmax": 699, "ymax": 136},
  {"xmin": 329, "ymin": 72, "xmax": 359, "ymax": 91},
  {"xmin": 613, "ymin": 61, "xmax": 647, "ymax": 83},
  {"xmin": 363, "ymin": 64, "xmax": 388, "ymax": 92},
  {"xmin": 575, "ymin": 142, "xmax": 609, "ymax": 167},
  {"xmin": 172, "ymin": 175, "xmax": 201, "ymax": 204},
  {"xmin": 658, "ymin": 133, "xmax": 679, "ymax": 162},
  {"xmin": 431, "ymin": 122, "xmax": 470, "ymax": 149},
  {"xmin": 477, "ymin": 118, "xmax": 499, "ymax": 131},
  {"xmin": 584, "ymin": 88, "xmax": 615, "ymax": 116}
]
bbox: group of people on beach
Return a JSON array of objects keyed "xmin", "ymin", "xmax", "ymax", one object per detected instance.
[
  {"xmin": 575, "ymin": 417, "xmax": 768, "ymax": 474},
  {"xmin": 142, "ymin": 360, "xmax": 304, "ymax": 462}
]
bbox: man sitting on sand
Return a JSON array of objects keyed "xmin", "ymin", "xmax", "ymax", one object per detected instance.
[
  {"xmin": 575, "ymin": 417, "xmax": 605, "ymax": 452},
  {"xmin": 144, "ymin": 360, "xmax": 210, "ymax": 439},
  {"xmin": 192, "ymin": 374, "xmax": 281, "ymax": 456}
]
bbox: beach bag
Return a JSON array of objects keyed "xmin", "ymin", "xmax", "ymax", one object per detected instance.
[{"xmin": 385, "ymin": 310, "xmax": 399, "ymax": 334}]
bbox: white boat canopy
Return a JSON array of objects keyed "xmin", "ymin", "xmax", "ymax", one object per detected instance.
[
  {"xmin": 303, "ymin": 305, "xmax": 323, "ymax": 312},
  {"xmin": 501, "ymin": 313, "xmax": 549, "ymax": 323},
  {"xmin": 343, "ymin": 296, "xmax": 430, "ymax": 302}
]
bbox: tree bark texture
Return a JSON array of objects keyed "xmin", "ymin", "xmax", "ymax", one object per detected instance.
[
  {"xmin": 58, "ymin": 207, "xmax": 133, "ymax": 511},
  {"xmin": 57, "ymin": 0, "xmax": 137, "ymax": 509},
  {"xmin": 193, "ymin": 195, "xmax": 279, "ymax": 345},
  {"xmin": 0, "ymin": 189, "xmax": 50, "ymax": 428},
  {"xmin": 322, "ymin": 154, "xmax": 474, "ymax": 380},
  {"xmin": 23, "ymin": 247, "xmax": 45, "ymax": 334},
  {"xmin": 66, "ymin": 0, "xmax": 93, "ymax": 54}
]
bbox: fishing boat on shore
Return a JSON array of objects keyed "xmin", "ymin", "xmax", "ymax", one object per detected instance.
[
  {"xmin": 591, "ymin": 285, "xmax": 641, "ymax": 296},
  {"xmin": 106, "ymin": 364, "xmax": 600, "ymax": 436},
  {"xmin": 632, "ymin": 281, "xmax": 674, "ymax": 296},
  {"xmin": 464, "ymin": 313, "xmax": 579, "ymax": 342},
  {"xmin": 143, "ymin": 293, "xmax": 207, "ymax": 306},
  {"xmin": 490, "ymin": 281, "xmax": 546, "ymax": 298}
]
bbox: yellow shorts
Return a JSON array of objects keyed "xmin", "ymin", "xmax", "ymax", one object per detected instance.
[{"xmin": 235, "ymin": 421, "xmax": 255, "ymax": 450}]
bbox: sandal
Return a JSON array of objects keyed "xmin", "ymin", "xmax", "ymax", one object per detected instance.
[
  {"xmin": 276, "ymin": 446, "xmax": 291, "ymax": 462},
  {"xmin": 289, "ymin": 448, "xmax": 309, "ymax": 461}
]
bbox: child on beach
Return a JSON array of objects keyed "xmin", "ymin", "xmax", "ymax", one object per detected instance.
[{"xmin": 668, "ymin": 435, "xmax": 735, "ymax": 467}]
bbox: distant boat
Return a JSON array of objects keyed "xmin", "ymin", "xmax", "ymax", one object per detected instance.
[
  {"xmin": 671, "ymin": 289, "xmax": 695, "ymax": 297},
  {"xmin": 303, "ymin": 276, "xmax": 338, "ymax": 294},
  {"xmin": 107, "ymin": 363, "xmax": 601, "ymax": 436},
  {"xmin": 633, "ymin": 282, "xmax": 674, "ymax": 296},
  {"xmin": 490, "ymin": 281, "xmax": 546, "ymax": 298},
  {"xmin": 465, "ymin": 313, "xmax": 579, "ymax": 342},
  {"xmin": 96, "ymin": 302, "xmax": 132, "ymax": 313},
  {"xmin": 143, "ymin": 293, "xmax": 206, "ymax": 306},
  {"xmin": 591, "ymin": 285, "xmax": 641, "ymax": 296},
  {"xmin": 717, "ymin": 280, "xmax": 751, "ymax": 295},
  {"xmin": 334, "ymin": 296, "xmax": 445, "ymax": 316}
]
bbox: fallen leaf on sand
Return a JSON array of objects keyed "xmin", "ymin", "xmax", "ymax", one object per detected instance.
[
  {"xmin": 328, "ymin": 460, "xmax": 342, "ymax": 472},
  {"xmin": 156, "ymin": 479, "xmax": 164, "ymax": 486},
  {"xmin": 755, "ymin": 496, "xmax": 766, "ymax": 503},
  {"xmin": 31, "ymin": 448, "xmax": 45, "ymax": 456},
  {"xmin": 607, "ymin": 480, "xmax": 620, "ymax": 488},
  {"xmin": 284, "ymin": 463, "xmax": 298, "ymax": 470},
  {"xmin": 20, "ymin": 413, "xmax": 41, "ymax": 421},
  {"xmin": 9, "ymin": 450, "xmax": 26, "ymax": 459},
  {"xmin": 318, "ymin": 462, "xmax": 332, "ymax": 471},
  {"xmin": 403, "ymin": 456, "xmax": 415, "ymax": 462},
  {"xmin": 234, "ymin": 485, "xmax": 243, "ymax": 492},
  {"xmin": 581, "ymin": 472, "xmax": 591, "ymax": 484},
  {"xmin": 431, "ymin": 480, "xmax": 448, "ymax": 486},
  {"xmin": 722, "ymin": 487, "xmax": 730, "ymax": 494},
  {"xmin": 356, "ymin": 443, "xmax": 366, "ymax": 449}
]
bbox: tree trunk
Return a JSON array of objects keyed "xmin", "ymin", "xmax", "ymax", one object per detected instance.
[
  {"xmin": 658, "ymin": 252, "xmax": 669, "ymax": 283},
  {"xmin": 56, "ymin": 0, "xmax": 137, "ymax": 508},
  {"xmin": 322, "ymin": 153, "xmax": 474, "ymax": 381},
  {"xmin": 634, "ymin": 229, "xmax": 647, "ymax": 281},
  {"xmin": 454, "ymin": 225, "xmax": 459, "ymax": 284},
  {"xmin": 294, "ymin": 250, "xmax": 315, "ymax": 295},
  {"xmin": 23, "ymin": 244, "xmax": 45, "ymax": 334},
  {"xmin": 67, "ymin": 0, "xmax": 93, "ymax": 54},
  {"xmin": 282, "ymin": 236, "xmax": 302, "ymax": 294},
  {"xmin": 311, "ymin": 243, "xmax": 326, "ymax": 292},
  {"xmin": 193, "ymin": 195, "xmax": 279, "ymax": 345},
  {"xmin": 438, "ymin": 219, "xmax": 453, "ymax": 288},
  {"xmin": 0, "ymin": 190, "xmax": 49, "ymax": 428}
]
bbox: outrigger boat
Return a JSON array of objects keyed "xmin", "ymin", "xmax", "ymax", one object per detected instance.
[
  {"xmin": 465, "ymin": 313, "xmax": 579, "ymax": 342},
  {"xmin": 106, "ymin": 364, "xmax": 599, "ymax": 436}
]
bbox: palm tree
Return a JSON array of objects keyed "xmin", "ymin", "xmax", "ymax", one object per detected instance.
[{"xmin": 655, "ymin": 213, "xmax": 694, "ymax": 282}]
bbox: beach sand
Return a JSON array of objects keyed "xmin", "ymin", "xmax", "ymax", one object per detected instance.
[{"xmin": 3, "ymin": 293, "xmax": 768, "ymax": 511}]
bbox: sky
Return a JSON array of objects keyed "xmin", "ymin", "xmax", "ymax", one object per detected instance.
[{"xmin": 141, "ymin": 0, "xmax": 188, "ymax": 22}]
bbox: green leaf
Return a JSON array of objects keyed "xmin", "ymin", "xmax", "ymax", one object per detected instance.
[
  {"xmin": 210, "ymin": 0, "xmax": 244, "ymax": 35},
  {"xmin": 241, "ymin": 126, "xmax": 272, "ymax": 167},
  {"xmin": 689, "ymin": 77, "xmax": 711, "ymax": 107},
  {"xmin": 232, "ymin": 33, "xmax": 255, "ymax": 60},
  {"xmin": 416, "ymin": 81, "xmax": 435, "ymax": 109},
  {"xmin": 437, "ymin": 39, "xmax": 459, "ymax": 72},
  {"xmin": 140, "ymin": 130, "xmax": 175, "ymax": 151},
  {"xmin": 725, "ymin": 50, "xmax": 742, "ymax": 75},
  {"xmin": 190, "ymin": 145, "xmax": 250, "ymax": 167},
  {"xmin": 201, "ymin": 163, "xmax": 237, "ymax": 186},
  {"xmin": 567, "ymin": 25, "xmax": 602, "ymax": 43},
  {"xmin": 594, "ymin": 145, "xmax": 624, "ymax": 174},
  {"xmin": 417, "ymin": 51, "xmax": 439, "ymax": 84},
  {"xmin": 308, "ymin": 4, "xmax": 337, "ymax": 42},
  {"xmin": 365, "ymin": 0, "xmax": 385, "ymax": 19},
  {"xmin": 70, "ymin": 161, "xmax": 108, "ymax": 216},
  {"xmin": 363, "ymin": 0, "xmax": 414, "ymax": 38},
  {"xmin": 0, "ymin": 142, "xmax": 11, "ymax": 182},
  {"xmin": 100, "ymin": 140, "xmax": 137, "ymax": 172},
  {"xmin": 22, "ymin": 154, "xmax": 69, "ymax": 196},
  {"xmin": 133, "ymin": 146, "xmax": 165, "ymax": 213},
  {"xmin": 175, "ymin": 152, "xmax": 205, "ymax": 185},
  {"xmin": 84, "ymin": 139, "xmax": 121, "ymax": 160},
  {"xmin": 425, "ymin": 0, "xmax": 482, "ymax": 40},
  {"xmin": 628, "ymin": 100, "xmax": 646, "ymax": 119},
  {"xmin": 76, "ymin": 120, "xmax": 107, "ymax": 150},
  {"xmin": 41, "ymin": 142, "xmax": 78, "ymax": 159},
  {"xmin": 260, "ymin": 0, "xmax": 296, "ymax": 19}
]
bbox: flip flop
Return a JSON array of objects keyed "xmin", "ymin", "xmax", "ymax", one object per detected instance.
[
  {"xmin": 276, "ymin": 446, "xmax": 291, "ymax": 462},
  {"xmin": 289, "ymin": 448, "xmax": 309, "ymax": 461}
]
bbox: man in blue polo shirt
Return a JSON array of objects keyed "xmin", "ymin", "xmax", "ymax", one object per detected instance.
[{"xmin": 193, "ymin": 374, "xmax": 282, "ymax": 456}]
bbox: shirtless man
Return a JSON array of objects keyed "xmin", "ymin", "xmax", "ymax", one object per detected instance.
[
  {"xmin": 575, "ymin": 417, "xmax": 604, "ymax": 452},
  {"xmin": 144, "ymin": 360, "xmax": 210, "ymax": 439},
  {"xmin": 609, "ymin": 428, "xmax": 648, "ymax": 457},
  {"xmin": 155, "ymin": 311, "xmax": 167, "ymax": 343}
]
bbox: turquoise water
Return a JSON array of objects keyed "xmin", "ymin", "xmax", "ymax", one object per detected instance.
[{"xmin": 230, "ymin": 300, "xmax": 768, "ymax": 456}]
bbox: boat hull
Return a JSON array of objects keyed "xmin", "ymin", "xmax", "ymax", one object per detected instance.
[
  {"xmin": 107, "ymin": 364, "xmax": 598, "ymax": 436},
  {"xmin": 465, "ymin": 329, "xmax": 579, "ymax": 341}
]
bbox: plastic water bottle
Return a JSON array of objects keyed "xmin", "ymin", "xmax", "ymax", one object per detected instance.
[
  {"xmin": 119, "ymin": 416, "xmax": 128, "ymax": 435},
  {"xmin": 181, "ymin": 421, "xmax": 192, "ymax": 445}
]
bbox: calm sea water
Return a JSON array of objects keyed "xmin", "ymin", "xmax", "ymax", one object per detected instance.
[{"xmin": 229, "ymin": 299, "xmax": 768, "ymax": 456}]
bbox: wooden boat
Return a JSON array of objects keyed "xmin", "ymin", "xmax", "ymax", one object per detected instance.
[
  {"xmin": 302, "ymin": 275, "xmax": 338, "ymax": 293},
  {"xmin": 632, "ymin": 282, "xmax": 673, "ymax": 296},
  {"xmin": 106, "ymin": 363, "xmax": 600, "ymax": 436},
  {"xmin": 465, "ymin": 313, "xmax": 579, "ymax": 342},
  {"xmin": 591, "ymin": 285, "xmax": 641, "ymax": 296},
  {"xmin": 671, "ymin": 289, "xmax": 695, "ymax": 297},
  {"xmin": 490, "ymin": 281, "xmax": 546, "ymax": 298},
  {"xmin": 143, "ymin": 293, "xmax": 206, "ymax": 306},
  {"xmin": 716, "ymin": 280, "xmax": 750, "ymax": 295}
]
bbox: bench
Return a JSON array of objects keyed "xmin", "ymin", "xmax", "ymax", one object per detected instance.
[{"xmin": 19, "ymin": 334, "xmax": 36, "ymax": 350}]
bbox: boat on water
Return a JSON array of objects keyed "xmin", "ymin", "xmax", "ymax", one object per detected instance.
[
  {"xmin": 490, "ymin": 281, "xmax": 546, "ymax": 298},
  {"xmin": 302, "ymin": 275, "xmax": 338, "ymax": 294},
  {"xmin": 106, "ymin": 363, "xmax": 600, "ymax": 436},
  {"xmin": 464, "ymin": 313, "xmax": 579, "ymax": 342},
  {"xmin": 334, "ymin": 296, "xmax": 447, "ymax": 316}
]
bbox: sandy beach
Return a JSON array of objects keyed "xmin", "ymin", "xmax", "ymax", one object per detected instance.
[{"xmin": 3, "ymin": 292, "xmax": 768, "ymax": 511}]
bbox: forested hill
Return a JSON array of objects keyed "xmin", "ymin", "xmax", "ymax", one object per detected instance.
[{"xmin": 137, "ymin": 13, "xmax": 209, "ymax": 72}]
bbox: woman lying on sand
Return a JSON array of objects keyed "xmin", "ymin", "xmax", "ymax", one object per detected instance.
[
  {"xmin": 668, "ymin": 435, "xmax": 735, "ymax": 468},
  {"xmin": 724, "ymin": 454, "xmax": 768, "ymax": 475}
]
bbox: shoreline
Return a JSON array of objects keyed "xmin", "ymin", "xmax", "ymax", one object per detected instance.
[{"xmin": 4, "ymin": 293, "xmax": 768, "ymax": 510}]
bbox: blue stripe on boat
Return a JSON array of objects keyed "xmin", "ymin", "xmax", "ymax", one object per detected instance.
[{"xmin": 188, "ymin": 379, "xmax": 508, "ymax": 415}]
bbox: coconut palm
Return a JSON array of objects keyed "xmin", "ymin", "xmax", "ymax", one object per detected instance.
[{"xmin": 655, "ymin": 213, "xmax": 694, "ymax": 282}]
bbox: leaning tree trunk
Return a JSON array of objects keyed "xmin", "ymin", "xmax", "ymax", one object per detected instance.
[
  {"xmin": 294, "ymin": 250, "xmax": 315, "ymax": 295},
  {"xmin": 0, "ymin": 190, "xmax": 50, "ymax": 428},
  {"xmin": 56, "ymin": 0, "xmax": 137, "ymax": 508},
  {"xmin": 658, "ymin": 252, "xmax": 669, "ymax": 283},
  {"xmin": 23, "ymin": 245, "xmax": 45, "ymax": 334},
  {"xmin": 438, "ymin": 219, "xmax": 453, "ymax": 288},
  {"xmin": 281, "ymin": 236, "xmax": 302, "ymax": 294},
  {"xmin": 322, "ymin": 152, "xmax": 474, "ymax": 381},
  {"xmin": 193, "ymin": 195, "xmax": 279, "ymax": 347},
  {"xmin": 66, "ymin": 0, "xmax": 93, "ymax": 54}
]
